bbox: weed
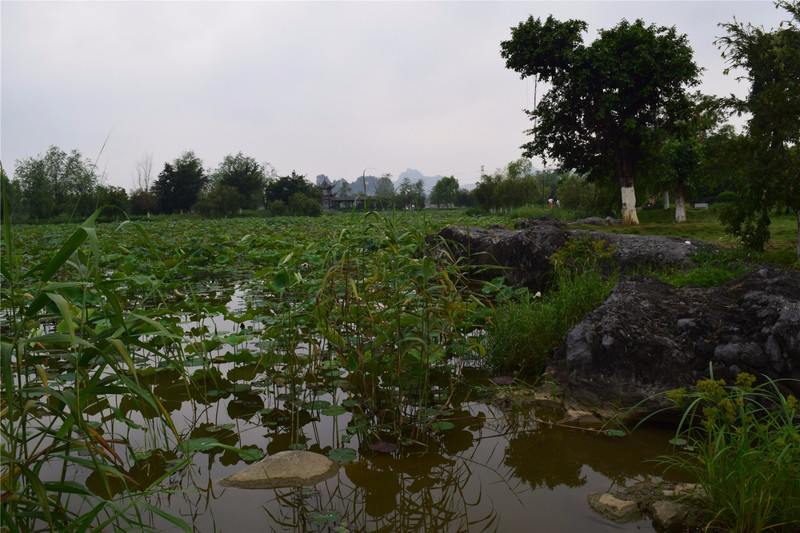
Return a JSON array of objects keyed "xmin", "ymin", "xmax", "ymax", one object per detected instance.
[{"xmin": 661, "ymin": 373, "xmax": 800, "ymax": 532}]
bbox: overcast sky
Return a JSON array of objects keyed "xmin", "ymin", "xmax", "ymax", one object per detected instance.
[{"xmin": 1, "ymin": 1, "xmax": 787, "ymax": 190}]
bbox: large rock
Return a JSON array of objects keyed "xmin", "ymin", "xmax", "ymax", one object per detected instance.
[
  {"xmin": 548, "ymin": 267, "xmax": 800, "ymax": 420},
  {"xmin": 220, "ymin": 450, "xmax": 340, "ymax": 489},
  {"xmin": 435, "ymin": 224, "xmax": 566, "ymax": 291},
  {"xmin": 432, "ymin": 220, "xmax": 714, "ymax": 291}
]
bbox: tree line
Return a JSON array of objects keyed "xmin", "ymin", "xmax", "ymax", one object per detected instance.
[{"xmin": 1, "ymin": 150, "xmax": 327, "ymax": 220}]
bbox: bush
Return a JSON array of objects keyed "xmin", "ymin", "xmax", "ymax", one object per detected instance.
[
  {"xmin": 288, "ymin": 192, "xmax": 322, "ymax": 217},
  {"xmin": 194, "ymin": 185, "xmax": 243, "ymax": 217},
  {"xmin": 267, "ymin": 199, "xmax": 288, "ymax": 217},
  {"xmin": 715, "ymin": 190, "xmax": 738, "ymax": 204},
  {"xmin": 662, "ymin": 374, "xmax": 800, "ymax": 532},
  {"xmin": 483, "ymin": 238, "xmax": 617, "ymax": 374}
]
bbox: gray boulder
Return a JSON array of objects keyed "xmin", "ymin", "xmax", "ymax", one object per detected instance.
[
  {"xmin": 220, "ymin": 450, "xmax": 340, "ymax": 489},
  {"xmin": 432, "ymin": 222, "xmax": 714, "ymax": 291},
  {"xmin": 435, "ymin": 225, "xmax": 566, "ymax": 291},
  {"xmin": 548, "ymin": 267, "xmax": 800, "ymax": 420}
]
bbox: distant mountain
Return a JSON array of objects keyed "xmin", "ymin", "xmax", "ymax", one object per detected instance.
[
  {"xmin": 328, "ymin": 175, "xmax": 380, "ymax": 196},
  {"xmin": 394, "ymin": 169, "xmax": 444, "ymax": 194},
  {"xmin": 320, "ymin": 169, "xmax": 476, "ymax": 196}
]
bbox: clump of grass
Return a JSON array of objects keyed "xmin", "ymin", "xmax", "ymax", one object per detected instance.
[
  {"xmin": 662, "ymin": 373, "xmax": 800, "ymax": 532},
  {"xmin": 660, "ymin": 246, "xmax": 747, "ymax": 288},
  {"xmin": 483, "ymin": 237, "xmax": 617, "ymax": 375}
]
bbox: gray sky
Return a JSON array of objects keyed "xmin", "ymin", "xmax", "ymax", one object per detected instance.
[{"xmin": 1, "ymin": 1, "xmax": 786, "ymax": 190}]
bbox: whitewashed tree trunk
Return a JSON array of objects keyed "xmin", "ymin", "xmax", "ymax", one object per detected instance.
[
  {"xmin": 796, "ymin": 209, "xmax": 800, "ymax": 263},
  {"xmin": 662, "ymin": 190, "xmax": 670, "ymax": 209},
  {"xmin": 621, "ymin": 186, "xmax": 639, "ymax": 224},
  {"xmin": 675, "ymin": 193, "xmax": 686, "ymax": 222}
]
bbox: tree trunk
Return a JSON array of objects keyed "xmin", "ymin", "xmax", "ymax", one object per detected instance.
[
  {"xmin": 621, "ymin": 186, "xmax": 639, "ymax": 224},
  {"xmin": 663, "ymin": 190, "xmax": 670, "ymax": 209},
  {"xmin": 674, "ymin": 181, "xmax": 686, "ymax": 223},
  {"xmin": 796, "ymin": 209, "xmax": 800, "ymax": 264},
  {"xmin": 617, "ymin": 147, "xmax": 639, "ymax": 225}
]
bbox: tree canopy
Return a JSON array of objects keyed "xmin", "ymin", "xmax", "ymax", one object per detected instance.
[
  {"xmin": 153, "ymin": 151, "xmax": 208, "ymax": 214},
  {"xmin": 13, "ymin": 146, "xmax": 99, "ymax": 219},
  {"xmin": 263, "ymin": 171, "xmax": 320, "ymax": 206},
  {"xmin": 501, "ymin": 16, "xmax": 700, "ymax": 223},
  {"xmin": 430, "ymin": 176, "xmax": 459, "ymax": 207},
  {"xmin": 716, "ymin": 0, "xmax": 800, "ymax": 258},
  {"xmin": 213, "ymin": 152, "xmax": 267, "ymax": 210}
]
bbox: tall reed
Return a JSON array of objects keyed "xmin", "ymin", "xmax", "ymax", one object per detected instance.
[{"xmin": 1, "ymin": 207, "xmax": 194, "ymax": 532}]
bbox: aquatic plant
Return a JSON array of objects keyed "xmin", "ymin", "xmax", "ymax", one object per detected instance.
[{"xmin": 662, "ymin": 373, "xmax": 800, "ymax": 532}]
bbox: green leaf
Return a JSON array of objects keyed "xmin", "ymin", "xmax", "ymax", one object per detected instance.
[
  {"xmin": 605, "ymin": 429, "xmax": 626, "ymax": 438},
  {"xmin": 327, "ymin": 447, "xmax": 357, "ymax": 463},
  {"xmin": 302, "ymin": 400, "xmax": 332, "ymax": 410},
  {"xmin": 321, "ymin": 405, "xmax": 347, "ymax": 416},
  {"xmin": 429, "ymin": 421, "xmax": 455, "ymax": 432}
]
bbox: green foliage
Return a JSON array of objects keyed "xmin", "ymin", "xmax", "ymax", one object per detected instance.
[
  {"xmin": 472, "ymin": 160, "xmax": 563, "ymax": 212},
  {"xmin": 555, "ymin": 173, "xmax": 601, "ymax": 212},
  {"xmin": 267, "ymin": 199, "xmax": 288, "ymax": 216},
  {"xmin": 153, "ymin": 151, "xmax": 208, "ymax": 214},
  {"xmin": 264, "ymin": 171, "xmax": 321, "ymax": 206},
  {"xmin": 715, "ymin": 191, "xmax": 738, "ymax": 204},
  {"xmin": 128, "ymin": 188, "xmax": 158, "ymax": 216},
  {"xmin": 430, "ymin": 176, "xmax": 459, "ymax": 208},
  {"xmin": 662, "ymin": 374, "xmax": 800, "ymax": 532},
  {"xmin": 314, "ymin": 211, "xmax": 486, "ymax": 440},
  {"xmin": 484, "ymin": 238, "xmax": 617, "ymax": 374},
  {"xmin": 288, "ymin": 192, "xmax": 322, "ymax": 217},
  {"xmin": 13, "ymin": 145, "xmax": 100, "ymax": 220},
  {"xmin": 502, "ymin": 15, "xmax": 700, "ymax": 223},
  {"xmin": 95, "ymin": 184, "xmax": 129, "ymax": 218},
  {"xmin": 213, "ymin": 152, "xmax": 267, "ymax": 210},
  {"xmin": 0, "ymin": 210, "xmax": 194, "ymax": 531},
  {"xmin": 716, "ymin": 1, "xmax": 800, "ymax": 256},
  {"xmin": 194, "ymin": 184, "xmax": 244, "ymax": 217}
]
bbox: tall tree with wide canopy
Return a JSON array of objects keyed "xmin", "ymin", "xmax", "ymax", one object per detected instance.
[
  {"xmin": 153, "ymin": 151, "xmax": 208, "ymax": 214},
  {"xmin": 716, "ymin": 0, "xmax": 800, "ymax": 260},
  {"xmin": 263, "ymin": 171, "xmax": 320, "ymax": 206},
  {"xmin": 213, "ymin": 152, "xmax": 267, "ymax": 210},
  {"xmin": 501, "ymin": 16, "xmax": 700, "ymax": 224},
  {"xmin": 430, "ymin": 176, "xmax": 459, "ymax": 207},
  {"xmin": 14, "ymin": 146, "xmax": 98, "ymax": 219}
]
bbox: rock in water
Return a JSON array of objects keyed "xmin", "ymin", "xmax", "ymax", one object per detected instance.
[{"xmin": 220, "ymin": 450, "xmax": 340, "ymax": 489}]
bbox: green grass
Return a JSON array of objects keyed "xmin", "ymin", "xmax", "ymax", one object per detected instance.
[
  {"xmin": 583, "ymin": 206, "xmax": 798, "ymax": 266},
  {"xmin": 662, "ymin": 374, "xmax": 800, "ymax": 532},
  {"xmin": 483, "ymin": 237, "xmax": 618, "ymax": 375}
]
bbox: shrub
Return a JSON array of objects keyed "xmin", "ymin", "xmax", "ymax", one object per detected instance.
[
  {"xmin": 715, "ymin": 190, "xmax": 738, "ymax": 204},
  {"xmin": 662, "ymin": 374, "xmax": 800, "ymax": 532},
  {"xmin": 288, "ymin": 192, "xmax": 322, "ymax": 217},
  {"xmin": 483, "ymin": 238, "xmax": 617, "ymax": 374},
  {"xmin": 267, "ymin": 199, "xmax": 288, "ymax": 217}
]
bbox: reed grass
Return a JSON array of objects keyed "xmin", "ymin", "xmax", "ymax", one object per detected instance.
[{"xmin": 662, "ymin": 373, "xmax": 800, "ymax": 532}]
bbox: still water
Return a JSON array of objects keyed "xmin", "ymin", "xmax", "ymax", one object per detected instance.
[
  {"xmin": 94, "ymin": 363, "xmax": 683, "ymax": 533},
  {"xmin": 49, "ymin": 284, "xmax": 685, "ymax": 532}
]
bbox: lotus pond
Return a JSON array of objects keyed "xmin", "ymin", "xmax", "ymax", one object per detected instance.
[{"xmin": 2, "ymin": 211, "xmax": 684, "ymax": 532}]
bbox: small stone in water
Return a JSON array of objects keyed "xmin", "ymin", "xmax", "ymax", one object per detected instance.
[
  {"xmin": 491, "ymin": 376, "xmax": 514, "ymax": 385},
  {"xmin": 368, "ymin": 441, "xmax": 397, "ymax": 453}
]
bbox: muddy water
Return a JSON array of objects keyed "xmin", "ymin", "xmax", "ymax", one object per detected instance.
[{"xmin": 117, "ymin": 363, "xmax": 684, "ymax": 533}]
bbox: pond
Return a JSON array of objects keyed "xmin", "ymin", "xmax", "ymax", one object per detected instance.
[{"xmin": 3, "ymin": 214, "xmax": 686, "ymax": 532}]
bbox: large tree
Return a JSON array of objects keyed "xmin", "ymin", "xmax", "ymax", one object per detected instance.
[
  {"xmin": 430, "ymin": 176, "xmax": 459, "ymax": 208},
  {"xmin": 716, "ymin": 0, "xmax": 800, "ymax": 259},
  {"xmin": 213, "ymin": 152, "xmax": 267, "ymax": 210},
  {"xmin": 501, "ymin": 16, "xmax": 700, "ymax": 223},
  {"xmin": 14, "ymin": 146, "xmax": 98, "ymax": 219},
  {"xmin": 263, "ymin": 171, "xmax": 320, "ymax": 206},
  {"xmin": 153, "ymin": 151, "xmax": 208, "ymax": 214}
]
